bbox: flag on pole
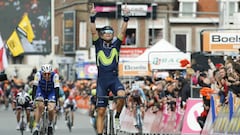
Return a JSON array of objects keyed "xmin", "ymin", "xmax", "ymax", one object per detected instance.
[
  {"xmin": 210, "ymin": 95, "xmax": 216, "ymax": 123},
  {"xmin": 0, "ymin": 34, "xmax": 8, "ymax": 71},
  {"xmin": 6, "ymin": 30, "xmax": 24, "ymax": 57},
  {"xmin": 229, "ymin": 91, "xmax": 234, "ymax": 120},
  {"xmin": 17, "ymin": 13, "xmax": 35, "ymax": 43}
]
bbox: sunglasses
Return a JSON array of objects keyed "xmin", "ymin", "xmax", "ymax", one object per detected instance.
[
  {"xmin": 43, "ymin": 72, "xmax": 51, "ymax": 77},
  {"xmin": 102, "ymin": 30, "xmax": 114, "ymax": 34}
]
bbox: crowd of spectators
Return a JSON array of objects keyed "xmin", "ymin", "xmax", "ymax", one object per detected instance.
[
  {"xmin": 0, "ymin": 56, "xmax": 239, "ymax": 131},
  {"xmin": 120, "ymin": 56, "xmax": 240, "ymax": 116}
]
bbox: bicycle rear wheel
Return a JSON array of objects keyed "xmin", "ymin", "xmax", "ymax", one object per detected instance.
[{"xmin": 20, "ymin": 121, "xmax": 25, "ymax": 135}]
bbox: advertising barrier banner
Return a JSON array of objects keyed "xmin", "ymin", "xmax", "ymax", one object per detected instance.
[
  {"xmin": 181, "ymin": 98, "xmax": 203, "ymax": 135},
  {"xmin": 120, "ymin": 104, "xmax": 184, "ymax": 134}
]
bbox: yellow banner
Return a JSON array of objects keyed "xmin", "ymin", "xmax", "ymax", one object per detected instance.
[
  {"xmin": 6, "ymin": 31, "xmax": 24, "ymax": 57},
  {"xmin": 18, "ymin": 13, "xmax": 35, "ymax": 43}
]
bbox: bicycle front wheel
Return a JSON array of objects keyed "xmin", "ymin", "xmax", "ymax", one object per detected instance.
[
  {"xmin": 67, "ymin": 115, "xmax": 72, "ymax": 132},
  {"xmin": 109, "ymin": 110, "xmax": 114, "ymax": 135},
  {"xmin": 29, "ymin": 115, "xmax": 35, "ymax": 133},
  {"xmin": 20, "ymin": 123, "xmax": 24, "ymax": 135},
  {"xmin": 137, "ymin": 113, "xmax": 143, "ymax": 135},
  {"xmin": 20, "ymin": 120, "xmax": 25, "ymax": 135},
  {"xmin": 39, "ymin": 112, "xmax": 48, "ymax": 135}
]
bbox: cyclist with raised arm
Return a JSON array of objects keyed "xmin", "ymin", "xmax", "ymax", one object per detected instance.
[
  {"xmin": 32, "ymin": 64, "xmax": 60, "ymax": 135},
  {"xmin": 15, "ymin": 84, "xmax": 32, "ymax": 131},
  {"xmin": 128, "ymin": 83, "xmax": 147, "ymax": 126},
  {"xmin": 90, "ymin": 3, "xmax": 130, "ymax": 135}
]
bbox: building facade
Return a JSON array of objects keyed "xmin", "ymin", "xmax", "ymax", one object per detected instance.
[{"xmin": 5, "ymin": 0, "xmax": 240, "ymax": 81}]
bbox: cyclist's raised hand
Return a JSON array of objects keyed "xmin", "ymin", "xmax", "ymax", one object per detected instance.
[
  {"xmin": 90, "ymin": 3, "xmax": 96, "ymax": 16},
  {"xmin": 122, "ymin": 3, "xmax": 130, "ymax": 16}
]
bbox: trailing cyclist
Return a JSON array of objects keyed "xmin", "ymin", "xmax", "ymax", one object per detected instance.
[
  {"xmin": 15, "ymin": 84, "xmax": 32, "ymax": 131},
  {"xmin": 32, "ymin": 64, "xmax": 60, "ymax": 135},
  {"xmin": 128, "ymin": 84, "xmax": 147, "ymax": 126},
  {"xmin": 63, "ymin": 95, "xmax": 77, "ymax": 128}
]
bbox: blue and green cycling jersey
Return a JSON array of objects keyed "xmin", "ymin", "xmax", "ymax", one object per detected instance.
[{"xmin": 93, "ymin": 37, "xmax": 122, "ymax": 77}]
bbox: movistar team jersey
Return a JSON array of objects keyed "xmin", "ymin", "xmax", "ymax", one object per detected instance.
[{"xmin": 93, "ymin": 37, "xmax": 122, "ymax": 77}]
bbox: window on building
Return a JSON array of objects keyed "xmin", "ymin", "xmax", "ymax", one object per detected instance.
[
  {"xmin": 123, "ymin": 29, "xmax": 136, "ymax": 46},
  {"xmin": 149, "ymin": 29, "xmax": 163, "ymax": 46},
  {"xmin": 178, "ymin": 0, "xmax": 198, "ymax": 17},
  {"xmin": 175, "ymin": 34, "xmax": 186, "ymax": 51},
  {"xmin": 229, "ymin": 1, "xmax": 239, "ymax": 16},
  {"xmin": 219, "ymin": 0, "xmax": 239, "ymax": 16},
  {"xmin": 11, "ymin": 55, "xmax": 24, "ymax": 64},
  {"xmin": 219, "ymin": 0, "xmax": 239, "ymax": 24},
  {"xmin": 171, "ymin": 28, "xmax": 191, "ymax": 52},
  {"xmin": 148, "ymin": 18, "xmax": 164, "ymax": 46}
]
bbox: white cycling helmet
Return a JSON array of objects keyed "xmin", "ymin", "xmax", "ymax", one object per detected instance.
[
  {"xmin": 17, "ymin": 96, "xmax": 26, "ymax": 105},
  {"xmin": 131, "ymin": 84, "xmax": 140, "ymax": 91},
  {"xmin": 41, "ymin": 64, "xmax": 52, "ymax": 73}
]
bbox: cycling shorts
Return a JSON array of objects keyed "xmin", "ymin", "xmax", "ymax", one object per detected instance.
[
  {"xmin": 96, "ymin": 76, "xmax": 124, "ymax": 107},
  {"xmin": 65, "ymin": 104, "xmax": 76, "ymax": 111},
  {"xmin": 35, "ymin": 87, "xmax": 56, "ymax": 102},
  {"xmin": 16, "ymin": 101, "xmax": 32, "ymax": 110}
]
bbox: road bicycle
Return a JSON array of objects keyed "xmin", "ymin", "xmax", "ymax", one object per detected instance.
[
  {"xmin": 19, "ymin": 107, "xmax": 27, "ymax": 135},
  {"xmin": 97, "ymin": 95, "xmax": 126, "ymax": 135},
  {"xmin": 33, "ymin": 98, "xmax": 52, "ymax": 135},
  {"xmin": 66, "ymin": 108, "xmax": 73, "ymax": 132}
]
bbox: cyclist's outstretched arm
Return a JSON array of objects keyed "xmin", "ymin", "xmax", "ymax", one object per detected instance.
[
  {"xmin": 118, "ymin": 3, "xmax": 130, "ymax": 40},
  {"xmin": 53, "ymin": 73, "xmax": 60, "ymax": 106},
  {"xmin": 90, "ymin": 3, "xmax": 99, "ymax": 41}
]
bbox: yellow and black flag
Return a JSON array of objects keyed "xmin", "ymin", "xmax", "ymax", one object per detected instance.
[
  {"xmin": 6, "ymin": 30, "xmax": 24, "ymax": 57},
  {"xmin": 17, "ymin": 13, "xmax": 35, "ymax": 43}
]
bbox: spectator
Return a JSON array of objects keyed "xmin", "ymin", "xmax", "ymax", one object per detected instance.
[
  {"xmin": 130, "ymin": 33, "xmax": 136, "ymax": 44},
  {"xmin": 197, "ymin": 87, "xmax": 215, "ymax": 130},
  {"xmin": 27, "ymin": 66, "xmax": 37, "ymax": 83},
  {"xmin": 125, "ymin": 35, "xmax": 131, "ymax": 45}
]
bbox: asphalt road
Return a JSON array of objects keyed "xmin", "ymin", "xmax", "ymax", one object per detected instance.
[
  {"xmin": 0, "ymin": 107, "xmax": 96, "ymax": 135},
  {"xmin": 0, "ymin": 106, "xmax": 129, "ymax": 135}
]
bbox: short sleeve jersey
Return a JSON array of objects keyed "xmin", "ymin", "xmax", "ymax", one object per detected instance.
[
  {"xmin": 33, "ymin": 71, "xmax": 60, "ymax": 90},
  {"xmin": 93, "ymin": 37, "xmax": 122, "ymax": 77}
]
